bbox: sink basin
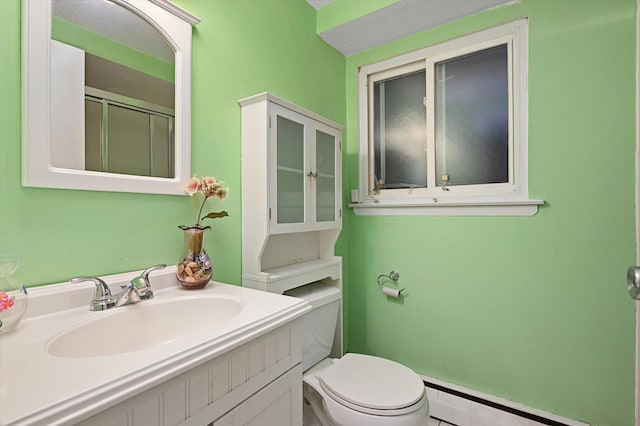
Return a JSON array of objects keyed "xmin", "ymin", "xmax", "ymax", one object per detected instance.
[{"xmin": 46, "ymin": 296, "xmax": 243, "ymax": 357}]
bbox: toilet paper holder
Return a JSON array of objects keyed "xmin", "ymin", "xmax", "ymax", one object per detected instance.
[{"xmin": 377, "ymin": 270, "xmax": 405, "ymax": 298}]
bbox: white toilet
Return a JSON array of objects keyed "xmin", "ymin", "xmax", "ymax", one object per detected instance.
[{"xmin": 286, "ymin": 282, "xmax": 429, "ymax": 426}]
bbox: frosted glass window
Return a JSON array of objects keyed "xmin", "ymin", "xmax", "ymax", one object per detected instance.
[
  {"xmin": 276, "ymin": 116, "xmax": 305, "ymax": 224},
  {"xmin": 373, "ymin": 70, "xmax": 426, "ymax": 189},
  {"xmin": 435, "ymin": 45, "xmax": 509, "ymax": 186},
  {"xmin": 368, "ymin": 43, "xmax": 513, "ymax": 195},
  {"xmin": 315, "ymin": 130, "xmax": 335, "ymax": 222},
  {"xmin": 359, "ymin": 20, "xmax": 529, "ymax": 207}
]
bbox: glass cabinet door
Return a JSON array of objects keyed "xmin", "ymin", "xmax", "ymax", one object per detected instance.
[
  {"xmin": 274, "ymin": 110, "xmax": 306, "ymax": 230},
  {"xmin": 314, "ymin": 129, "xmax": 337, "ymax": 224},
  {"xmin": 269, "ymin": 103, "xmax": 341, "ymax": 233}
]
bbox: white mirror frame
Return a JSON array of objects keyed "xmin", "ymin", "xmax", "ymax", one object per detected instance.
[{"xmin": 21, "ymin": 0, "xmax": 200, "ymax": 195}]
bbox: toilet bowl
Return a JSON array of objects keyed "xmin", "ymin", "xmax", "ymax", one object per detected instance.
[
  {"xmin": 303, "ymin": 354, "xmax": 429, "ymax": 425},
  {"xmin": 285, "ymin": 282, "xmax": 429, "ymax": 426}
]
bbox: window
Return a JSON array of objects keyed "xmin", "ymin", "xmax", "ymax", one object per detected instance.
[{"xmin": 355, "ymin": 20, "xmax": 540, "ymax": 215}]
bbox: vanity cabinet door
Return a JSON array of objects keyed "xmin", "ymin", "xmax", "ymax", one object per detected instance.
[
  {"xmin": 212, "ymin": 365, "xmax": 302, "ymax": 426},
  {"xmin": 269, "ymin": 104, "xmax": 341, "ymax": 234}
]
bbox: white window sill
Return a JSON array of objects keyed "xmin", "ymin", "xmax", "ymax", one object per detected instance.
[{"xmin": 349, "ymin": 199, "xmax": 544, "ymax": 217}]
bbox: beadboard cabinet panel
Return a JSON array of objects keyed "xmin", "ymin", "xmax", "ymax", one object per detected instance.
[
  {"xmin": 78, "ymin": 321, "xmax": 301, "ymax": 426},
  {"xmin": 212, "ymin": 366, "xmax": 301, "ymax": 426}
]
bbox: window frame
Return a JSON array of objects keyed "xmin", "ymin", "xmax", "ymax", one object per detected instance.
[{"xmin": 354, "ymin": 19, "xmax": 541, "ymax": 216}]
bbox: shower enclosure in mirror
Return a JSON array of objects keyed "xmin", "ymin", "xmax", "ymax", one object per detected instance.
[{"xmin": 22, "ymin": 0, "xmax": 200, "ymax": 195}]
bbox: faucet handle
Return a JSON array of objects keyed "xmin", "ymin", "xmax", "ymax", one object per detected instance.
[
  {"xmin": 71, "ymin": 276, "xmax": 115, "ymax": 311},
  {"xmin": 141, "ymin": 264, "xmax": 166, "ymax": 280},
  {"xmin": 130, "ymin": 264, "xmax": 166, "ymax": 300}
]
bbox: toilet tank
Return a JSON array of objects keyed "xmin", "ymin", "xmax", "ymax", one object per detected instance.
[{"xmin": 285, "ymin": 282, "xmax": 340, "ymax": 371}]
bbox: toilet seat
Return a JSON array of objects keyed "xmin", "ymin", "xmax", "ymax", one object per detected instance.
[{"xmin": 316, "ymin": 353, "xmax": 425, "ymax": 416}]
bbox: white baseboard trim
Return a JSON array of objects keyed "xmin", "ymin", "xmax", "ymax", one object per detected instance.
[{"xmin": 422, "ymin": 375, "xmax": 590, "ymax": 426}]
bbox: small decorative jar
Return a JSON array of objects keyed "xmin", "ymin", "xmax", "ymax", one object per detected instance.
[
  {"xmin": 0, "ymin": 257, "xmax": 28, "ymax": 334},
  {"xmin": 176, "ymin": 225, "xmax": 213, "ymax": 290}
]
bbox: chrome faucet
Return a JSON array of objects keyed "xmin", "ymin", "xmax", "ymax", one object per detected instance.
[
  {"xmin": 70, "ymin": 276, "xmax": 116, "ymax": 311},
  {"xmin": 114, "ymin": 282, "xmax": 142, "ymax": 307},
  {"xmin": 71, "ymin": 264, "xmax": 166, "ymax": 311},
  {"xmin": 129, "ymin": 264, "xmax": 166, "ymax": 301}
]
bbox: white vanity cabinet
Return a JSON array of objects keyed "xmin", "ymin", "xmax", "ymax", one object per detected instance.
[
  {"xmin": 240, "ymin": 93, "xmax": 344, "ymax": 296},
  {"xmin": 0, "ymin": 273, "xmax": 311, "ymax": 426},
  {"xmin": 78, "ymin": 321, "xmax": 303, "ymax": 426}
]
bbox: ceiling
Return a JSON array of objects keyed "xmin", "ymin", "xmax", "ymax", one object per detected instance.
[
  {"xmin": 54, "ymin": 0, "xmax": 515, "ymax": 61},
  {"xmin": 306, "ymin": 0, "xmax": 515, "ymax": 56},
  {"xmin": 306, "ymin": 0, "xmax": 336, "ymax": 9}
]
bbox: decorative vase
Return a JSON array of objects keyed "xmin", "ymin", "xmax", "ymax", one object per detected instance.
[
  {"xmin": 176, "ymin": 225, "xmax": 213, "ymax": 289},
  {"xmin": 0, "ymin": 257, "xmax": 28, "ymax": 334}
]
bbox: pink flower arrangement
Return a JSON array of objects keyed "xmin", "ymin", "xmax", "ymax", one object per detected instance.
[
  {"xmin": 184, "ymin": 175, "xmax": 229, "ymax": 228},
  {"xmin": 0, "ymin": 291, "xmax": 15, "ymax": 313}
]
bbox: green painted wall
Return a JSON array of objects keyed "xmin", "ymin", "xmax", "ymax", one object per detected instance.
[
  {"xmin": 343, "ymin": 1, "xmax": 637, "ymax": 425},
  {"xmin": 0, "ymin": 0, "xmax": 344, "ymax": 288},
  {"xmin": 51, "ymin": 16, "xmax": 174, "ymax": 82}
]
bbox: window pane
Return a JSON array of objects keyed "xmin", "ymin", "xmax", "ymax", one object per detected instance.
[
  {"xmin": 435, "ymin": 45, "xmax": 509, "ymax": 186},
  {"xmin": 373, "ymin": 70, "xmax": 426, "ymax": 189},
  {"xmin": 276, "ymin": 116, "xmax": 305, "ymax": 224}
]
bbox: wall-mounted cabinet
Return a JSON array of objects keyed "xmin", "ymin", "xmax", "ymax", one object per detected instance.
[
  {"xmin": 240, "ymin": 93, "xmax": 343, "ymax": 295},
  {"xmin": 269, "ymin": 103, "xmax": 341, "ymax": 234}
]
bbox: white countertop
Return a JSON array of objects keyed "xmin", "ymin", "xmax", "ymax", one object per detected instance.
[{"xmin": 0, "ymin": 267, "xmax": 310, "ymax": 426}]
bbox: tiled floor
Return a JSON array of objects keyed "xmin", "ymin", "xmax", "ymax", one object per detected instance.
[{"xmin": 428, "ymin": 417, "xmax": 456, "ymax": 426}]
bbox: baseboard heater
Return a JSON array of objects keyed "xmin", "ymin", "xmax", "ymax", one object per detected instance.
[{"xmin": 424, "ymin": 380, "xmax": 573, "ymax": 426}]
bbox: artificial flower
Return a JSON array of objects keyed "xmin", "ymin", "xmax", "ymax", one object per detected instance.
[{"xmin": 185, "ymin": 175, "xmax": 229, "ymax": 228}]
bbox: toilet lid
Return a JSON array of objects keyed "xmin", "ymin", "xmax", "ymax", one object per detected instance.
[{"xmin": 317, "ymin": 353, "xmax": 424, "ymax": 412}]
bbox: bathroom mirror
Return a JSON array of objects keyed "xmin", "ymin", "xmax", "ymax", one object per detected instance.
[{"xmin": 22, "ymin": 0, "xmax": 200, "ymax": 195}]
